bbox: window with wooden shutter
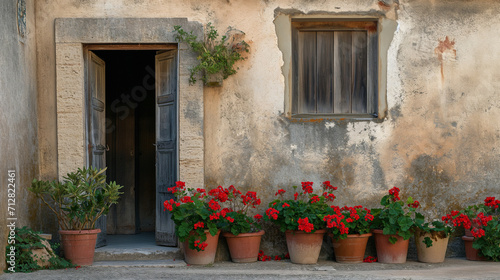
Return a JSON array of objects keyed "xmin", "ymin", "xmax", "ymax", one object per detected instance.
[{"xmin": 291, "ymin": 20, "xmax": 378, "ymax": 118}]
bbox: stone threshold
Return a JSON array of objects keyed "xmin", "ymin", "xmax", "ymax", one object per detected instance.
[
  {"xmin": 93, "ymin": 260, "xmax": 186, "ymax": 267},
  {"xmin": 93, "ymin": 232, "xmax": 183, "ymax": 261}
]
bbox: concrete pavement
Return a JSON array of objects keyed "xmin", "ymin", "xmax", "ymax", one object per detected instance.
[{"xmin": 1, "ymin": 258, "xmax": 499, "ymax": 279}]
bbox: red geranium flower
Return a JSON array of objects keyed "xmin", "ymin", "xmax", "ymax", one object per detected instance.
[
  {"xmin": 472, "ymin": 228, "xmax": 486, "ymax": 238},
  {"xmin": 297, "ymin": 217, "xmax": 314, "ymax": 233},
  {"xmin": 163, "ymin": 199, "xmax": 174, "ymax": 211},
  {"xmin": 275, "ymin": 189, "xmax": 286, "ymax": 196},
  {"xmin": 194, "ymin": 221, "xmax": 204, "ymax": 229},
  {"xmin": 266, "ymin": 208, "xmax": 279, "ymax": 220},
  {"xmin": 365, "ymin": 213, "xmax": 374, "ymax": 222},
  {"xmin": 473, "ymin": 212, "xmax": 493, "ymax": 227},
  {"xmin": 181, "ymin": 196, "xmax": 193, "ymax": 203},
  {"xmin": 220, "ymin": 208, "xmax": 232, "ymax": 217},
  {"xmin": 208, "ymin": 199, "xmax": 221, "ymax": 211},
  {"xmin": 363, "ymin": 256, "xmax": 377, "ymax": 263},
  {"xmin": 209, "ymin": 212, "xmax": 220, "ymax": 220},
  {"xmin": 301, "ymin": 182, "xmax": 314, "ymax": 194},
  {"xmin": 452, "ymin": 213, "xmax": 472, "ymax": 229},
  {"xmin": 322, "ymin": 181, "xmax": 337, "ymax": 191},
  {"xmin": 242, "ymin": 191, "xmax": 260, "ymax": 207},
  {"xmin": 228, "ymin": 185, "xmax": 242, "ymax": 197},
  {"xmin": 168, "ymin": 181, "xmax": 186, "ymax": 193},
  {"xmin": 388, "ymin": 187, "xmax": 400, "ymax": 201},
  {"xmin": 194, "ymin": 240, "xmax": 208, "ymax": 251},
  {"xmin": 408, "ymin": 201, "xmax": 420, "ymax": 208},
  {"xmin": 322, "ymin": 192, "xmax": 336, "ymax": 202},
  {"xmin": 485, "ymin": 197, "xmax": 500, "ymax": 209},
  {"xmin": 208, "ymin": 186, "xmax": 229, "ymax": 202}
]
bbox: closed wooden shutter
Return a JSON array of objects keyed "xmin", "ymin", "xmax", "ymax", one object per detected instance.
[{"xmin": 292, "ymin": 20, "xmax": 377, "ymax": 117}]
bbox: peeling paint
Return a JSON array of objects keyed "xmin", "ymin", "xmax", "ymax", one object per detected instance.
[
  {"xmin": 378, "ymin": 0, "xmax": 391, "ymax": 10},
  {"xmin": 325, "ymin": 122, "xmax": 335, "ymax": 129}
]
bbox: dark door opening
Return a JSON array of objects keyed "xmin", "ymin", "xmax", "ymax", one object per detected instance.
[{"xmin": 94, "ymin": 50, "xmax": 157, "ymax": 235}]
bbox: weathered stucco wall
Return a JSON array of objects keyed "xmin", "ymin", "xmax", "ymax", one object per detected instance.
[
  {"xmin": 0, "ymin": 0, "xmax": 47, "ymax": 272},
  {"xmin": 33, "ymin": 0, "xmax": 500, "ymax": 257}
]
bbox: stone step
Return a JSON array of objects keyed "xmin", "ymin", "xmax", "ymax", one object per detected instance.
[
  {"xmin": 93, "ymin": 233, "xmax": 183, "ymax": 261},
  {"xmin": 94, "ymin": 245, "xmax": 183, "ymax": 261},
  {"xmin": 93, "ymin": 260, "xmax": 186, "ymax": 267}
]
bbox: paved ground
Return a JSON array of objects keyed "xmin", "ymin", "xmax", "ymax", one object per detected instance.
[{"xmin": 1, "ymin": 258, "xmax": 499, "ymax": 279}]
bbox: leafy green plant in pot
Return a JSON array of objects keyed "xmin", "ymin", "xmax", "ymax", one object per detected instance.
[
  {"xmin": 413, "ymin": 218, "xmax": 453, "ymax": 263},
  {"xmin": 324, "ymin": 205, "xmax": 375, "ymax": 263},
  {"xmin": 442, "ymin": 196, "xmax": 500, "ymax": 261},
  {"xmin": 264, "ymin": 181, "xmax": 337, "ymax": 264},
  {"xmin": 29, "ymin": 167, "xmax": 123, "ymax": 266},
  {"xmin": 173, "ymin": 22, "xmax": 250, "ymax": 86},
  {"xmin": 370, "ymin": 187, "xmax": 422, "ymax": 263},
  {"xmin": 214, "ymin": 185, "xmax": 264, "ymax": 263}
]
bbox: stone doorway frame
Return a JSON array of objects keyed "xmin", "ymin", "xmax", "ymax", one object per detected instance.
[{"xmin": 54, "ymin": 18, "xmax": 204, "ymax": 187}]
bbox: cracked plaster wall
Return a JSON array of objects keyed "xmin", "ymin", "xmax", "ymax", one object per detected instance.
[{"xmin": 32, "ymin": 0, "xmax": 500, "ymax": 258}]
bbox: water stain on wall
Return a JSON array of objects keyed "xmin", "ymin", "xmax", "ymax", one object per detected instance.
[{"xmin": 434, "ymin": 36, "xmax": 456, "ymax": 80}]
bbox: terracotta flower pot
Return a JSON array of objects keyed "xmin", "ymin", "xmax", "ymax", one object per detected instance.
[
  {"xmin": 330, "ymin": 233, "xmax": 372, "ymax": 263},
  {"xmin": 415, "ymin": 232, "xmax": 449, "ymax": 263},
  {"xmin": 59, "ymin": 229, "xmax": 100, "ymax": 266},
  {"xmin": 183, "ymin": 230, "xmax": 221, "ymax": 265},
  {"xmin": 372, "ymin": 229, "xmax": 409, "ymax": 263},
  {"xmin": 285, "ymin": 229, "xmax": 326, "ymax": 264},
  {"xmin": 462, "ymin": 236, "xmax": 488, "ymax": 261},
  {"xmin": 222, "ymin": 230, "xmax": 265, "ymax": 263}
]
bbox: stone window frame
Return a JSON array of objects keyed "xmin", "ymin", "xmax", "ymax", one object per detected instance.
[
  {"xmin": 275, "ymin": 14, "xmax": 396, "ymax": 121},
  {"xmin": 54, "ymin": 18, "xmax": 205, "ymax": 187}
]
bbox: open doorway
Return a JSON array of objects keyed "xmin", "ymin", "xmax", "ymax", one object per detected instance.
[
  {"xmin": 55, "ymin": 19, "xmax": 204, "ymax": 251},
  {"xmin": 93, "ymin": 50, "xmax": 157, "ymax": 237},
  {"xmin": 87, "ymin": 47, "xmax": 179, "ymax": 248}
]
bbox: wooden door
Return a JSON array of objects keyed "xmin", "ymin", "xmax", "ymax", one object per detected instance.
[
  {"xmin": 155, "ymin": 50, "xmax": 178, "ymax": 246},
  {"xmin": 87, "ymin": 51, "xmax": 107, "ymax": 247}
]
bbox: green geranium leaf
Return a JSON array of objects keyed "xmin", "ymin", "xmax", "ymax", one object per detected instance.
[
  {"xmin": 423, "ymin": 236, "xmax": 433, "ymax": 248},
  {"xmin": 389, "ymin": 236, "xmax": 398, "ymax": 244}
]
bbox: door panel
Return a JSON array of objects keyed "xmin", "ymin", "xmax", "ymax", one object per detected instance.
[
  {"xmin": 155, "ymin": 50, "xmax": 178, "ymax": 246},
  {"xmin": 88, "ymin": 51, "xmax": 107, "ymax": 247}
]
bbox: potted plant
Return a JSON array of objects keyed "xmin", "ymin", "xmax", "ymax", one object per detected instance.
[
  {"xmin": 442, "ymin": 196, "xmax": 500, "ymax": 261},
  {"xmin": 29, "ymin": 167, "xmax": 123, "ymax": 266},
  {"xmin": 213, "ymin": 185, "xmax": 264, "ymax": 263},
  {"xmin": 174, "ymin": 22, "xmax": 250, "ymax": 86},
  {"xmin": 264, "ymin": 181, "xmax": 337, "ymax": 264},
  {"xmin": 413, "ymin": 219, "xmax": 453, "ymax": 263},
  {"xmin": 370, "ymin": 187, "xmax": 421, "ymax": 263},
  {"xmin": 324, "ymin": 205, "xmax": 374, "ymax": 263},
  {"xmin": 163, "ymin": 181, "xmax": 224, "ymax": 265}
]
